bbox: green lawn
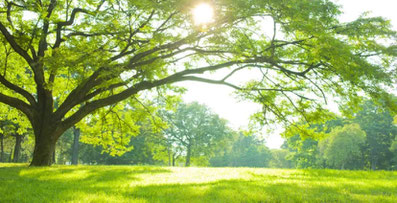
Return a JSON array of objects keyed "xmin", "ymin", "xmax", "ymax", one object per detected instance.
[{"xmin": 1, "ymin": 163, "xmax": 396, "ymax": 202}]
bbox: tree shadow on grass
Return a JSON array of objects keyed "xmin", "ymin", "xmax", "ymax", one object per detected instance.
[{"xmin": 0, "ymin": 165, "xmax": 171, "ymax": 202}]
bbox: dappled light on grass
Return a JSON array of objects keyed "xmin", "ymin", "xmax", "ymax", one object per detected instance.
[{"xmin": 1, "ymin": 164, "xmax": 397, "ymax": 202}]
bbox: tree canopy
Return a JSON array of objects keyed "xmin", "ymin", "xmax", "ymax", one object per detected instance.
[{"xmin": 0, "ymin": 0, "xmax": 396, "ymax": 165}]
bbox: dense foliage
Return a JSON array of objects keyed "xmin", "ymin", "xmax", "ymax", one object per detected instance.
[
  {"xmin": 320, "ymin": 124, "xmax": 366, "ymax": 170},
  {"xmin": 210, "ymin": 133, "xmax": 272, "ymax": 167},
  {"xmin": 161, "ymin": 102, "xmax": 232, "ymax": 166},
  {"xmin": 278, "ymin": 101, "xmax": 397, "ymax": 170}
]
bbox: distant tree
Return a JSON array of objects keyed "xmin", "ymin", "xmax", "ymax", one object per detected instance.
[
  {"xmin": 354, "ymin": 101, "xmax": 397, "ymax": 170},
  {"xmin": 0, "ymin": 132, "xmax": 3, "ymax": 162},
  {"xmin": 210, "ymin": 133, "xmax": 271, "ymax": 167},
  {"xmin": 269, "ymin": 149, "xmax": 293, "ymax": 168},
  {"xmin": 79, "ymin": 134, "xmax": 157, "ymax": 165},
  {"xmin": 320, "ymin": 124, "xmax": 366, "ymax": 170},
  {"xmin": 163, "ymin": 102, "xmax": 231, "ymax": 166},
  {"xmin": 0, "ymin": 113, "xmax": 31, "ymax": 163},
  {"xmin": 11, "ymin": 132, "xmax": 23, "ymax": 163},
  {"xmin": 54, "ymin": 128, "xmax": 73, "ymax": 164},
  {"xmin": 282, "ymin": 116, "xmax": 349, "ymax": 169},
  {"xmin": 71, "ymin": 126, "xmax": 80, "ymax": 165},
  {"xmin": 284, "ymin": 135, "xmax": 319, "ymax": 169},
  {"xmin": 390, "ymin": 137, "xmax": 397, "ymax": 170},
  {"xmin": 229, "ymin": 134, "xmax": 271, "ymax": 167},
  {"xmin": 78, "ymin": 122, "xmax": 166, "ymax": 165},
  {"xmin": 0, "ymin": 124, "xmax": 33, "ymax": 163},
  {"xmin": 208, "ymin": 132, "xmax": 237, "ymax": 167}
]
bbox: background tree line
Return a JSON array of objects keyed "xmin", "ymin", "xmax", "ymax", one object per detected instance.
[
  {"xmin": 278, "ymin": 101, "xmax": 397, "ymax": 170},
  {"xmin": 1, "ymin": 100, "xmax": 396, "ymax": 170}
]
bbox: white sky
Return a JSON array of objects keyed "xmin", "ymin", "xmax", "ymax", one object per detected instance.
[{"xmin": 180, "ymin": 0, "xmax": 397, "ymax": 149}]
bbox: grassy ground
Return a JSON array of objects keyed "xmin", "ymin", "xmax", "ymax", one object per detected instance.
[{"xmin": 1, "ymin": 163, "xmax": 396, "ymax": 202}]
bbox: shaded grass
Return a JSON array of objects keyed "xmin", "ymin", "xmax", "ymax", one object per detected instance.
[{"xmin": 0, "ymin": 163, "xmax": 396, "ymax": 202}]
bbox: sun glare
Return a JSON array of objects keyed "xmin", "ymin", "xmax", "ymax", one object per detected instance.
[{"xmin": 192, "ymin": 3, "xmax": 214, "ymax": 25}]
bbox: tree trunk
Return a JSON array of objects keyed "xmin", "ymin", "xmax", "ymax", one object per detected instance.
[
  {"xmin": 168, "ymin": 148, "xmax": 171, "ymax": 166},
  {"xmin": 172, "ymin": 154, "xmax": 176, "ymax": 166},
  {"xmin": 371, "ymin": 158, "xmax": 377, "ymax": 170},
  {"xmin": 185, "ymin": 145, "xmax": 192, "ymax": 167},
  {"xmin": 71, "ymin": 126, "xmax": 80, "ymax": 165},
  {"xmin": 0, "ymin": 134, "xmax": 4, "ymax": 162},
  {"xmin": 30, "ymin": 127, "xmax": 62, "ymax": 166},
  {"xmin": 31, "ymin": 138, "xmax": 57, "ymax": 166},
  {"xmin": 172, "ymin": 153, "xmax": 180, "ymax": 166},
  {"xmin": 12, "ymin": 134, "xmax": 22, "ymax": 163},
  {"xmin": 9, "ymin": 148, "xmax": 12, "ymax": 162}
]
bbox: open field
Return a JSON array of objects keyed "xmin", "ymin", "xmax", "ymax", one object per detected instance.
[{"xmin": 1, "ymin": 163, "xmax": 397, "ymax": 202}]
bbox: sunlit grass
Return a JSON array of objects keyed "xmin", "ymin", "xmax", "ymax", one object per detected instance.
[{"xmin": 1, "ymin": 163, "xmax": 396, "ymax": 202}]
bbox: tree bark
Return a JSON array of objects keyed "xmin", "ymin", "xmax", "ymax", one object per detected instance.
[
  {"xmin": 12, "ymin": 134, "xmax": 22, "ymax": 163},
  {"xmin": 0, "ymin": 134, "xmax": 4, "ymax": 162},
  {"xmin": 185, "ymin": 144, "xmax": 192, "ymax": 167},
  {"xmin": 31, "ymin": 138, "xmax": 57, "ymax": 166},
  {"xmin": 71, "ymin": 126, "xmax": 80, "ymax": 165},
  {"xmin": 30, "ymin": 125, "xmax": 64, "ymax": 166}
]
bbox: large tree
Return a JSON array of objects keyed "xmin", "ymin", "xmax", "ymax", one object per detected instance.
[{"xmin": 0, "ymin": 0, "xmax": 396, "ymax": 166}]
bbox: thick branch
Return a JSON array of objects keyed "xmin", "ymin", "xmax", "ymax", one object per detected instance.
[
  {"xmin": 58, "ymin": 59, "xmax": 280, "ymax": 129},
  {"xmin": 53, "ymin": 70, "xmax": 102, "ymax": 120},
  {"xmin": 60, "ymin": 80, "xmax": 155, "ymax": 129},
  {"xmin": 0, "ymin": 93, "xmax": 34, "ymax": 121},
  {"xmin": 58, "ymin": 32, "xmax": 206, "ymax": 116},
  {"xmin": 0, "ymin": 74, "xmax": 36, "ymax": 106},
  {"xmin": 55, "ymin": 33, "xmax": 208, "ymax": 119}
]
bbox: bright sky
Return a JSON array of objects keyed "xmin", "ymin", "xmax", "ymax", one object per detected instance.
[{"xmin": 180, "ymin": 0, "xmax": 397, "ymax": 149}]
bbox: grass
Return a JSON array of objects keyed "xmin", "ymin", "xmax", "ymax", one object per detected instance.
[{"xmin": 1, "ymin": 163, "xmax": 397, "ymax": 202}]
